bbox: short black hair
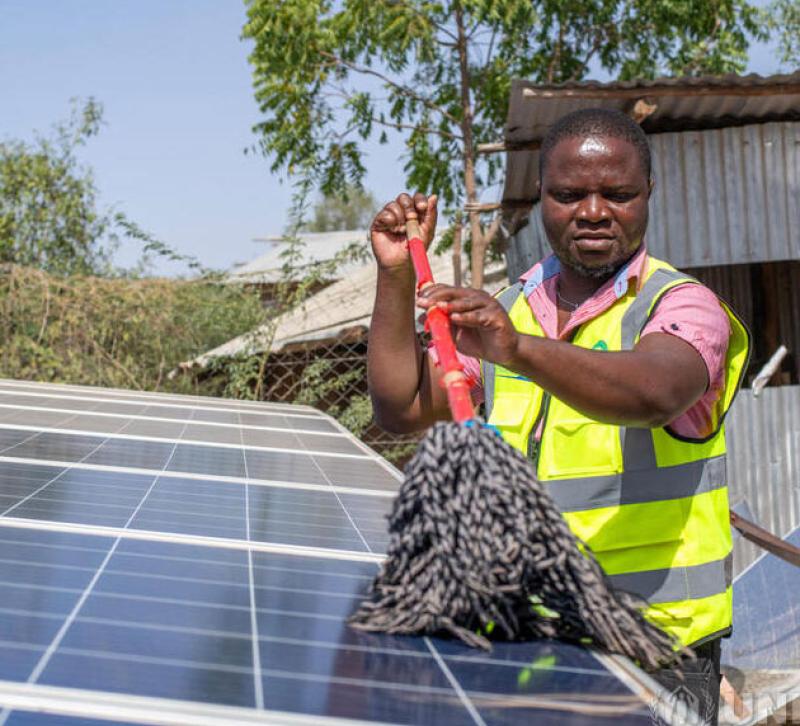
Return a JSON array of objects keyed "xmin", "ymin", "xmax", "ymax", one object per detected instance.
[{"xmin": 539, "ymin": 107, "xmax": 652, "ymax": 180}]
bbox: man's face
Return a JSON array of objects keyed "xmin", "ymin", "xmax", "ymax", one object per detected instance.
[{"xmin": 539, "ymin": 134, "xmax": 651, "ymax": 279}]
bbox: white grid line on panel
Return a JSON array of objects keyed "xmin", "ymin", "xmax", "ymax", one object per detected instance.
[
  {"xmin": 20, "ymin": 414, "xmax": 195, "ymax": 693},
  {"xmin": 0, "ymin": 535, "xmax": 375, "ymax": 583},
  {"xmin": 0, "ymin": 423, "xmax": 373, "ymax": 461},
  {"xmin": 0, "ymin": 679, "xmax": 377, "ymax": 726},
  {"xmin": 0, "ymin": 385, "xmax": 324, "ymax": 420},
  {"xmin": 0, "ymin": 456, "xmax": 396, "ymax": 498},
  {"xmin": 0, "ymin": 517, "xmax": 386, "ymax": 563},
  {"xmin": 0, "ymin": 584, "xmax": 346, "ymax": 626},
  {"xmin": 0, "ymin": 402, "xmax": 349, "ymax": 438},
  {"xmin": 0, "ymin": 561, "xmax": 363, "ymax": 602},
  {"xmin": 0, "ymin": 378, "xmax": 321, "ymax": 413},
  {"xmin": 424, "ymin": 638, "xmax": 488, "ymax": 726},
  {"xmin": 239, "ymin": 411, "xmax": 265, "ymax": 710}
]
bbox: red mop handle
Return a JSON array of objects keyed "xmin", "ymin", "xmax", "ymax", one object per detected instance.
[{"xmin": 406, "ymin": 216, "xmax": 475, "ymax": 423}]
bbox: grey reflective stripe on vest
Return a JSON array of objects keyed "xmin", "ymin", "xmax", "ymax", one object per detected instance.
[
  {"xmin": 548, "ymin": 455, "xmax": 726, "ymax": 512},
  {"xmin": 620, "ymin": 267, "xmax": 698, "ymax": 350},
  {"xmin": 483, "ymin": 282, "xmax": 523, "ymax": 419},
  {"xmin": 608, "ymin": 553, "xmax": 733, "ymax": 604}
]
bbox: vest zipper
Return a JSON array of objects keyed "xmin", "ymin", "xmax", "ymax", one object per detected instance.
[
  {"xmin": 528, "ymin": 329, "xmax": 577, "ymax": 471},
  {"xmin": 527, "ymin": 392, "xmax": 551, "ymax": 471}
]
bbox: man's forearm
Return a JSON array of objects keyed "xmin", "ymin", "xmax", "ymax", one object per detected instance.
[
  {"xmin": 367, "ymin": 268, "xmax": 425, "ymax": 430},
  {"xmin": 506, "ymin": 333, "xmax": 706, "ymax": 428}
]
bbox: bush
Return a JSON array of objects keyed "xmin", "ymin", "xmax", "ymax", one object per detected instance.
[{"xmin": 0, "ymin": 265, "xmax": 264, "ymax": 393}]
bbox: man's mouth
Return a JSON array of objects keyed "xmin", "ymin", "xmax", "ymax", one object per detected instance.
[{"xmin": 573, "ymin": 236, "xmax": 616, "ymax": 253}]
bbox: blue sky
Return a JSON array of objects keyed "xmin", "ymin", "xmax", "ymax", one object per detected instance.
[{"xmin": 0, "ymin": 1, "xmax": 785, "ymax": 275}]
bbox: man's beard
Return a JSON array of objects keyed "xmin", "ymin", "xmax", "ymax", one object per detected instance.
[
  {"xmin": 554, "ymin": 252, "xmax": 620, "ymax": 280},
  {"xmin": 554, "ymin": 245, "xmax": 639, "ymax": 280}
]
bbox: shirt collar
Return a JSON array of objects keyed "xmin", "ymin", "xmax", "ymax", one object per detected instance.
[{"xmin": 519, "ymin": 245, "xmax": 648, "ymax": 300}]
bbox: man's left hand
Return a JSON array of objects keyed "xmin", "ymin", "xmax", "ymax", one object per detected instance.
[{"xmin": 417, "ymin": 284, "xmax": 519, "ymax": 366}]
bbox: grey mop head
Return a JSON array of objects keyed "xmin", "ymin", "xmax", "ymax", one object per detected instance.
[{"xmin": 349, "ymin": 421, "xmax": 684, "ymax": 671}]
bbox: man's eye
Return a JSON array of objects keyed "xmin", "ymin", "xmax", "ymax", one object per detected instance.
[
  {"xmin": 606, "ymin": 192, "xmax": 636, "ymax": 202},
  {"xmin": 553, "ymin": 191, "xmax": 581, "ymax": 203}
]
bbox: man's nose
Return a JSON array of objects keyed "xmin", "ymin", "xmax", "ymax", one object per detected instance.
[{"xmin": 576, "ymin": 194, "xmax": 610, "ymax": 224}]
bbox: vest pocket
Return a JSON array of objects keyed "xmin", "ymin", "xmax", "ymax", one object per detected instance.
[
  {"xmin": 565, "ymin": 499, "xmax": 687, "ymax": 557},
  {"xmin": 487, "ymin": 384, "xmax": 543, "ymax": 453},
  {"xmin": 539, "ymin": 418, "xmax": 623, "ymax": 478}
]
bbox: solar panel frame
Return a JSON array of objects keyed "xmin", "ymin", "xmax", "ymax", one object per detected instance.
[{"xmin": 0, "ymin": 380, "xmax": 684, "ymax": 726}]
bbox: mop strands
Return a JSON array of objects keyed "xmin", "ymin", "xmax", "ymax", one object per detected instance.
[{"xmin": 349, "ymin": 421, "xmax": 683, "ymax": 672}]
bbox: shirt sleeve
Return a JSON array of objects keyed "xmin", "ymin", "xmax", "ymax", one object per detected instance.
[
  {"xmin": 640, "ymin": 282, "xmax": 731, "ymax": 438},
  {"xmin": 426, "ymin": 345, "xmax": 484, "ymax": 406}
]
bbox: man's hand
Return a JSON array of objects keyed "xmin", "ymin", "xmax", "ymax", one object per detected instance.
[
  {"xmin": 417, "ymin": 284, "xmax": 520, "ymax": 366},
  {"xmin": 370, "ymin": 192, "xmax": 438, "ymax": 272}
]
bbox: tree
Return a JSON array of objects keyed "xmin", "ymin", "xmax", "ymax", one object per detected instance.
[
  {"xmin": 303, "ymin": 186, "xmax": 378, "ymax": 232},
  {"xmin": 0, "ymin": 99, "xmax": 114, "ymax": 275},
  {"xmin": 769, "ymin": 0, "xmax": 800, "ymax": 67},
  {"xmin": 243, "ymin": 0, "xmax": 765, "ymax": 288},
  {"xmin": 0, "ymin": 99, "xmax": 186, "ymax": 277}
]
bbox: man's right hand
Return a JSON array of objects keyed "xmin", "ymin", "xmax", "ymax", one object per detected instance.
[{"xmin": 370, "ymin": 192, "xmax": 438, "ymax": 271}]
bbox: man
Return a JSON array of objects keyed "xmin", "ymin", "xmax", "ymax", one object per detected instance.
[{"xmin": 367, "ymin": 108, "xmax": 750, "ymax": 724}]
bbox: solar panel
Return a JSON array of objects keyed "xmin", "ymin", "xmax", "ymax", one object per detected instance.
[
  {"xmin": 723, "ymin": 526, "xmax": 800, "ymax": 670},
  {"xmin": 0, "ymin": 378, "xmax": 680, "ymax": 725}
]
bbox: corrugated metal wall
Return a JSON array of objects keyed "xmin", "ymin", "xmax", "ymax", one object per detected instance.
[
  {"xmin": 686, "ymin": 262, "xmax": 800, "ymax": 384},
  {"xmin": 506, "ymin": 121, "xmax": 800, "ymax": 278},
  {"xmin": 727, "ymin": 386, "xmax": 800, "ymax": 575}
]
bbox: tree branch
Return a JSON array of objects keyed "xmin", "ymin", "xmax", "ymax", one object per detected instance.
[
  {"xmin": 566, "ymin": 31, "xmax": 609, "ymax": 82},
  {"xmin": 368, "ymin": 115, "xmax": 463, "ymax": 141},
  {"xmin": 318, "ymin": 50, "xmax": 460, "ymax": 125}
]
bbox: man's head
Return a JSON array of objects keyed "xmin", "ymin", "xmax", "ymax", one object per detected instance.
[{"xmin": 538, "ymin": 108, "xmax": 653, "ymax": 279}]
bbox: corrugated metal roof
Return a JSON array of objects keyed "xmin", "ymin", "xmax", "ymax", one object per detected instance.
[
  {"xmin": 181, "ymin": 252, "xmax": 507, "ymax": 369},
  {"xmin": 228, "ymin": 230, "xmax": 368, "ymax": 284},
  {"xmin": 502, "ymin": 71, "xmax": 800, "ymax": 206},
  {"xmin": 506, "ymin": 121, "xmax": 800, "ymax": 270}
]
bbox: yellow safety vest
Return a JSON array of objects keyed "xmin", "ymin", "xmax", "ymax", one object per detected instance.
[{"xmin": 483, "ymin": 255, "xmax": 751, "ymax": 647}]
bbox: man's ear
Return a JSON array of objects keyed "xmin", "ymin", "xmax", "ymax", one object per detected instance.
[{"xmin": 648, "ymin": 176, "xmax": 655, "ymax": 198}]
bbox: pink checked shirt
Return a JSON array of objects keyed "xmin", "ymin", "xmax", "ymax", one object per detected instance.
[{"xmin": 451, "ymin": 246, "xmax": 731, "ymax": 439}]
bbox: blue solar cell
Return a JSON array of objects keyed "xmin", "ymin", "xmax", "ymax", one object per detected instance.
[
  {"xmin": 723, "ymin": 526, "xmax": 800, "ymax": 670},
  {"xmin": 4, "ymin": 431, "xmax": 99, "ymax": 463},
  {"xmin": 476, "ymin": 704, "xmax": 654, "ymax": 725},
  {"xmin": 5, "ymin": 713, "xmax": 139, "ymax": 726},
  {"xmin": 319, "ymin": 456, "xmax": 401, "ymax": 491},
  {"xmin": 244, "ymin": 449, "xmax": 327, "ymax": 484},
  {"xmin": 0, "ymin": 644, "xmax": 45, "ymax": 681},
  {"xmin": 86, "ymin": 439, "xmax": 174, "ymax": 469},
  {"xmin": 40, "ymin": 652, "xmax": 257, "ymax": 708},
  {"xmin": 261, "ymin": 673, "xmax": 477, "ymax": 725},
  {"xmin": 62, "ymin": 620, "xmax": 255, "ymax": 670},
  {"xmin": 2, "ymin": 468, "xmax": 150, "ymax": 528},
  {"xmin": 0, "ymin": 428, "xmax": 42, "ymax": 452},
  {"xmin": 249, "ymin": 486, "xmax": 371, "ymax": 551},
  {"xmin": 277, "ymin": 431, "xmax": 370, "ymax": 456},
  {"xmin": 168, "ymin": 444, "xmax": 246, "ymax": 478}
]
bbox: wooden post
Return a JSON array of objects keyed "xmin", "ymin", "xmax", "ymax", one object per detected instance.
[{"xmin": 452, "ymin": 215, "xmax": 463, "ymax": 288}]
